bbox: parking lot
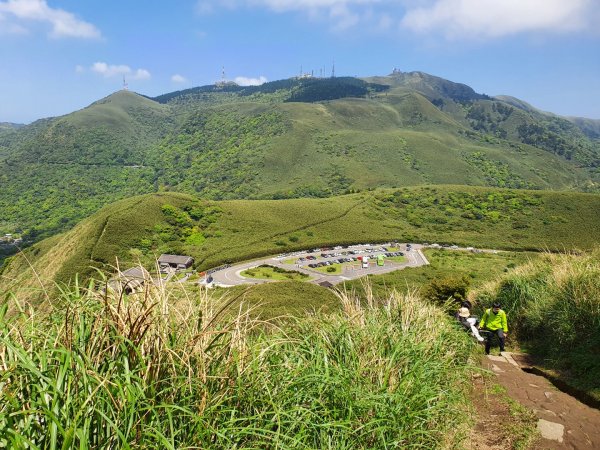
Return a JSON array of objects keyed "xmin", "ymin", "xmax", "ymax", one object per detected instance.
[{"xmin": 208, "ymin": 243, "xmax": 429, "ymax": 287}]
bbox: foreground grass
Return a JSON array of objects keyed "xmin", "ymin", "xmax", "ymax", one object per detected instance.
[
  {"xmin": 0, "ymin": 278, "xmax": 478, "ymax": 448},
  {"xmin": 472, "ymin": 248, "xmax": 600, "ymax": 400}
]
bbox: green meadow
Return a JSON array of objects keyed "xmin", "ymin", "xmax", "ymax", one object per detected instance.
[{"xmin": 3, "ymin": 73, "xmax": 599, "ymax": 244}]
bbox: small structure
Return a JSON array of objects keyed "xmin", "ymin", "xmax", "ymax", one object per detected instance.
[
  {"xmin": 108, "ymin": 266, "xmax": 150, "ymax": 294},
  {"xmin": 158, "ymin": 254, "xmax": 194, "ymax": 272}
]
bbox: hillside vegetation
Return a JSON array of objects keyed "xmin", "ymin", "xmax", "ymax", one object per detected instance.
[
  {"xmin": 472, "ymin": 249, "xmax": 600, "ymax": 400},
  {"xmin": 2, "ymin": 186, "xmax": 599, "ymax": 304},
  {"xmin": 1, "ymin": 72, "xmax": 599, "ymax": 246},
  {"xmin": 0, "ymin": 278, "xmax": 477, "ymax": 448}
]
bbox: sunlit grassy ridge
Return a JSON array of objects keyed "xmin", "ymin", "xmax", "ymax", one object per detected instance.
[
  {"xmin": 0, "ymin": 279, "xmax": 477, "ymax": 448},
  {"xmin": 472, "ymin": 248, "xmax": 600, "ymax": 400},
  {"xmin": 2, "ymin": 186, "xmax": 599, "ymax": 305}
]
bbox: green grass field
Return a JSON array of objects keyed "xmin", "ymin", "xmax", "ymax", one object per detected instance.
[
  {"xmin": 241, "ymin": 264, "xmax": 311, "ymax": 281},
  {"xmin": 473, "ymin": 249, "xmax": 600, "ymax": 401},
  {"xmin": 344, "ymin": 249, "xmax": 538, "ymax": 300},
  {"xmin": 2, "ymin": 79, "xmax": 598, "ymax": 242}
]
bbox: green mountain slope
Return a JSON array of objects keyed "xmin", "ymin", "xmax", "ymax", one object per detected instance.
[
  {"xmin": 151, "ymin": 95, "xmax": 589, "ymax": 201},
  {"xmin": 2, "ymin": 73, "xmax": 599, "ymax": 246},
  {"xmin": 3, "ymin": 186, "xmax": 599, "ymax": 303},
  {"xmin": 0, "ymin": 91, "xmax": 173, "ymax": 240},
  {"xmin": 365, "ymin": 72, "xmax": 600, "ymax": 168}
]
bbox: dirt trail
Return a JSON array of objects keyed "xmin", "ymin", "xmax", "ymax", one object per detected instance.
[{"xmin": 477, "ymin": 352, "xmax": 600, "ymax": 449}]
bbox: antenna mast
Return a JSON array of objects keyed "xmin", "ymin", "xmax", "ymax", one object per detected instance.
[
  {"xmin": 331, "ymin": 59, "xmax": 335, "ymax": 78},
  {"xmin": 122, "ymin": 76, "xmax": 128, "ymax": 91}
]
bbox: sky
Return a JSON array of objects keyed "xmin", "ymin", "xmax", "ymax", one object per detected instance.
[{"xmin": 1, "ymin": 0, "xmax": 600, "ymax": 124}]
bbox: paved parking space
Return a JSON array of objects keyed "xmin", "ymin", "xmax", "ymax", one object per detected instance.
[{"xmin": 208, "ymin": 243, "xmax": 429, "ymax": 287}]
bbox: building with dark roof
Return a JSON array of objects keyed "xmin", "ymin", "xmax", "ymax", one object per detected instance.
[
  {"xmin": 158, "ymin": 254, "xmax": 194, "ymax": 271},
  {"xmin": 108, "ymin": 266, "xmax": 150, "ymax": 294}
]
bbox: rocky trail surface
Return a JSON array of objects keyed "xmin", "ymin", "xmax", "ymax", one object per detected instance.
[{"xmin": 471, "ymin": 352, "xmax": 600, "ymax": 449}]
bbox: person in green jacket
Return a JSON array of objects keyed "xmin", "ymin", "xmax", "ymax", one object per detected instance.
[{"xmin": 479, "ymin": 302, "xmax": 508, "ymax": 355}]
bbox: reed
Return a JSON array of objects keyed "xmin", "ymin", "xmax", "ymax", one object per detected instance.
[{"xmin": 0, "ymin": 273, "xmax": 477, "ymax": 448}]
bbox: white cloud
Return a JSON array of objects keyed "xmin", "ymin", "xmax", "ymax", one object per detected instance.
[
  {"xmin": 0, "ymin": 0, "xmax": 101, "ymax": 39},
  {"xmin": 90, "ymin": 62, "xmax": 151, "ymax": 80},
  {"xmin": 196, "ymin": 0, "xmax": 599, "ymax": 38},
  {"xmin": 329, "ymin": 3, "xmax": 359, "ymax": 31},
  {"xmin": 171, "ymin": 74, "xmax": 188, "ymax": 83},
  {"xmin": 400, "ymin": 0, "xmax": 594, "ymax": 39},
  {"xmin": 234, "ymin": 75, "xmax": 268, "ymax": 86},
  {"xmin": 0, "ymin": 18, "xmax": 28, "ymax": 35},
  {"xmin": 133, "ymin": 69, "xmax": 151, "ymax": 80},
  {"xmin": 197, "ymin": 0, "xmax": 382, "ymax": 30}
]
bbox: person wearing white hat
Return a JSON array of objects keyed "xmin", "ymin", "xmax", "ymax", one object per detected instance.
[{"xmin": 456, "ymin": 304, "xmax": 485, "ymax": 342}]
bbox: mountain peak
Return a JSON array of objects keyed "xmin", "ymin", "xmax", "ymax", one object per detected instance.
[{"xmin": 91, "ymin": 89, "xmax": 157, "ymax": 107}]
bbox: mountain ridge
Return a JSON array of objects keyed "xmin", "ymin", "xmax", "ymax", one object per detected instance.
[{"xmin": 1, "ymin": 71, "xmax": 599, "ymax": 248}]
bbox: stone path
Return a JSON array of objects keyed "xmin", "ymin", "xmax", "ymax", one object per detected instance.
[{"xmin": 482, "ymin": 352, "xmax": 600, "ymax": 449}]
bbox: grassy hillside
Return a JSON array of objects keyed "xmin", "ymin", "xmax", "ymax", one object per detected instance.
[
  {"xmin": 2, "ymin": 186, "xmax": 599, "ymax": 304},
  {"xmin": 0, "ymin": 92, "xmax": 169, "ymax": 240},
  {"xmin": 1, "ymin": 73, "xmax": 599, "ymax": 244},
  {"xmin": 345, "ymin": 248, "xmax": 538, "ymax": 300},
  {"xmin": 151, "ymin": 94, "xmax": 589, "ymax": 201},
  {"xmin": 366, "ymin": 72, "xmax": 600, "ymax": 173},
  {"xmin": 472, "ymin": 249, "xmax": 600, "ymax": 400}
]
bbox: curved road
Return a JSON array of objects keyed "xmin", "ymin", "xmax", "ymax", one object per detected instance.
[{"xmin": 208, "ymin": 243, "xmax": 429, "ymax": 287}]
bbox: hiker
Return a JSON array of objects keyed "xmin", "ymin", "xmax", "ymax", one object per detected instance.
[
  {"xmin": 455, "ymin": 303, "xmax": 485, "ymax": 342},
  {"xmin": 479, "ymin": 302, "xmax": 508, "ymax": 355}
]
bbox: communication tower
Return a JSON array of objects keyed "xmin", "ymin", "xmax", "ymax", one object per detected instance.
[
  {"xmin": 215, "ymin": 66, "xmax": 238, "ymax": 88},
  {"xmin": 122, "ymin": 76, "xmax": 128, "ymax": 91}
]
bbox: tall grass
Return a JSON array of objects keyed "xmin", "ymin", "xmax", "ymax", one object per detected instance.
[
  {"xmin": 1, "ymin": 274, "xmax": 477, "ymax": 448},
  {"xmin": 472, "ymin": 248, "xmax": 600, "ymax": 398}
]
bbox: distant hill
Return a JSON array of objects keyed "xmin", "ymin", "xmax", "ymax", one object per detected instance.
[
  {"xmin": 568, "ymin": 117, "xmax": 600, "ymax": 140},
  {"xmin": 0, "ymin": 122, "xmax": 25, "ymax": 130},
  {"xmin": 365, "ymin": 71, "xmax": 490, "ymax": 103},
  {"xmin": 0, "ymin": 91, "xmax": 172, "ymax": 241},
  {"xmin": 1, "ymin": 73, "xmax": 599, "ymax": 246},
  {"xmin": 2, "ymin": 186, "xmax": 600, "ymax": 304}
]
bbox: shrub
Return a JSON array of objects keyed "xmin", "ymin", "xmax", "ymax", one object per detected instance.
[{"xmin": 425, "ymin": 275, "xmax": 471, "ymax": 307}]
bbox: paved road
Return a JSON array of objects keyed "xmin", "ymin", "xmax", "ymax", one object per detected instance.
[{"xmin": 208, "ymin": 243, "xmax": 430, "ymax": 287}]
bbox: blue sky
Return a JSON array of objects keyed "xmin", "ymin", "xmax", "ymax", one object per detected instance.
[{"xmin": 1, "ymin": 0, "xmax": 599, "ymax": 123}]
